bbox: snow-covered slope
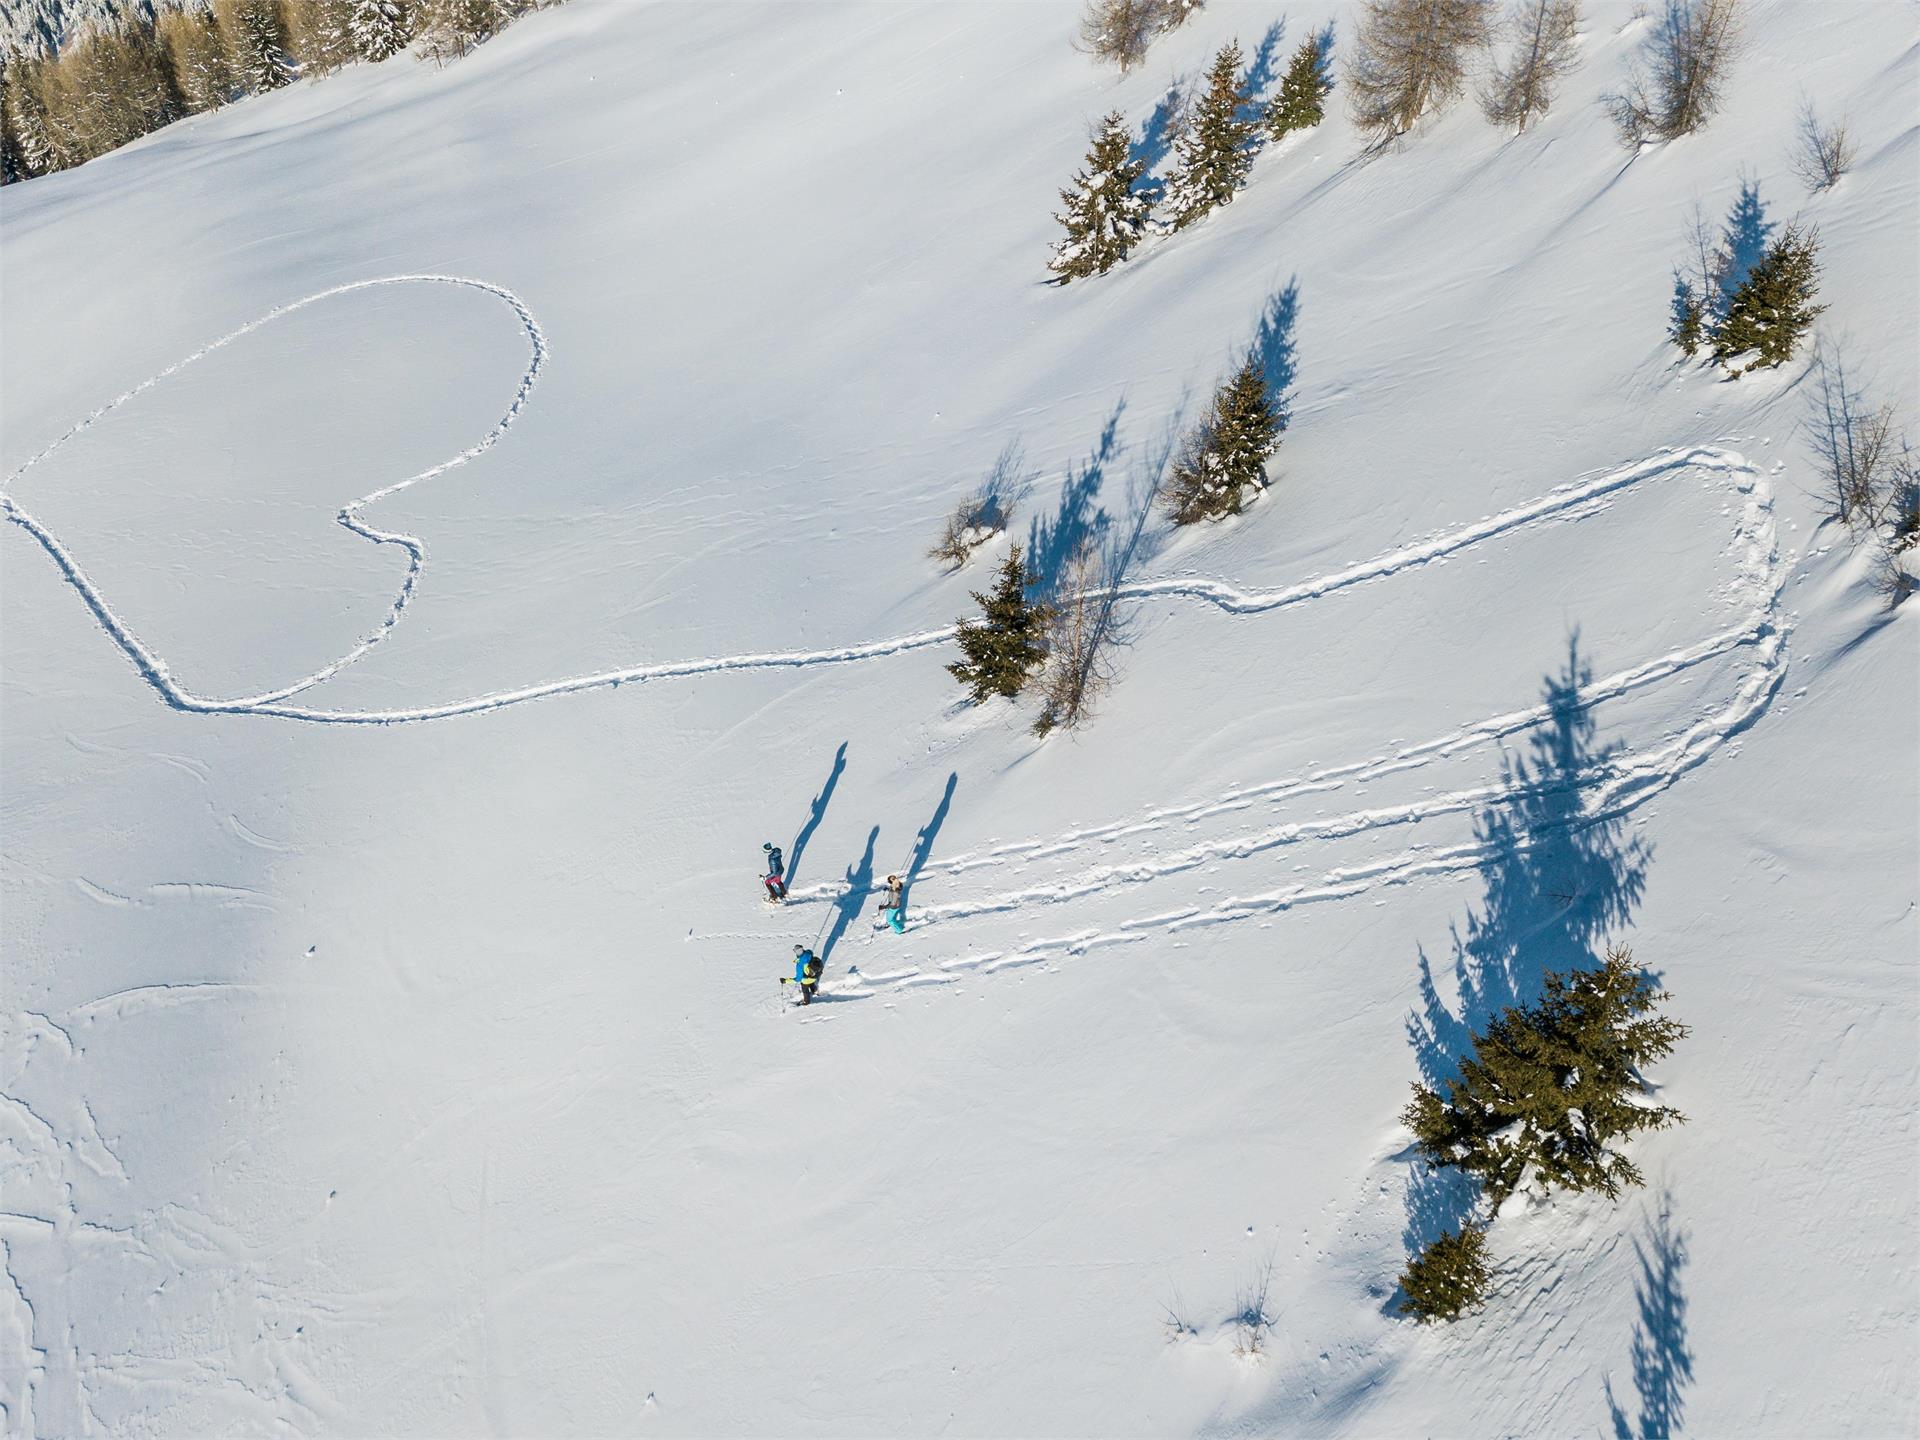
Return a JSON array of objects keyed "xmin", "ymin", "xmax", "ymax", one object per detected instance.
[{"xmin": 2, "ymin": 2, "xmax": 1915, "ymax": 1434}]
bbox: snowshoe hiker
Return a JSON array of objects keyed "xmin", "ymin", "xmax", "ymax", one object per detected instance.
[
  {"xmin": 781, "ymin": 944, "xmax": 823, "ymax": 1003},
  {"xmin": 879, "ymin": 874, "xmax": 905, "ymax": 933},
  {"xmin": 763, "ymin": 842, "xmax": 787, "ymax": 902}
]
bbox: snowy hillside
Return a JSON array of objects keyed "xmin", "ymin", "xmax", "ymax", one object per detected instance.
[{"xmin": 2, "ymin": 1, "xmax": 1915, "ymax": 1435}]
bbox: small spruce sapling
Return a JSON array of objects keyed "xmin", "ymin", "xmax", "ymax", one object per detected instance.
[
  {"xmin": 1668, "ymin": 275, "xmax": 1706, "ymax": 357},
  {"xmin": 1163, "ymin": 355, "xmax": 1284, "ymax": 524},
  {"xmin": 1710, "ymin": 222, "xmax": 1824, "ymax": 376},
  {"xmin": 1263, "ymin": 34, "xmax": 1331, "ymax": 141},
  {"xmin": 1163, "ymin": 40, "xmax": 1256, "ymax": 231},
  {"xmin": 947, "ymin": 546, "xmax": 1051, "ymax": 703},
  {"xmin": 1398, "ymin": 1223, "xmax": 1491, "ymax": 1323},
  {"xmin": 1048, "ymin": 110, "xmax": 1154, "ymax": 282}
]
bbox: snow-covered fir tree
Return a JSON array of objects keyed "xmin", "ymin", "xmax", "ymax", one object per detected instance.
[
  {"xmin": 1712, "ymin": 223, "xmax": 1825, "ymax": 375},
  {"xmin": 349, "ymin": 0, "xmax": 412, "ymax": 60},
  {"xmin": 947, "ymin": 547, "xmax": 1050, "ymax": 703},
  {"xmin": 221, "ymin": 0, "xmax": 292, "ymax": 91},
  {"xmin": 1163, "ymin": 354, "xmax": 1284, "ymax": 523},
  {"xmin": 1263, "ymin": 34, "xmax": 1330, "ymax": 140},
  {"xmin": 1047, "ymin": 110, "xmax": 1153, "ymax": 282},
  {"xmin": 1162, "ymin": 40, "xmax": 1255, "ymax": 231}
]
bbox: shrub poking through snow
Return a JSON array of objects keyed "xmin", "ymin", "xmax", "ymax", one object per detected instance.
[
  {"xmin": 1163, "ymin": 40, "xmax": 1257, "ymax": 231},
  {"xmin": 930, "ymin": 489, "xmax": 1010, "ymax": 569},
  {"xmin": 947, "ymin": 546, "xmax": 1051, "ymax": 703},
  {"xmin": 1263, "ymin": 34, "xmax": 1333, "ymax": 142},
  {"xmin": 1791, "ymin": 100, "xmax": 1855, "ymax": 193},
  {"xmin": 1606, "ymin": 0, "xmax": 1742, "ymax": 146},
  {"xmin": 1074, "ymin": 0, "xmax": 1159, "ymax": 73},
  {"xmin": 1480, "ymin": 0, "xmax": 1581, "ymax": 132},
  {"xmin": 1398, "ymin": 1223, "xmax": 1491, "ymax": 1323},
  {"xmin": 1049, "ymin": 110, "xmax": 1154, "ymax": 282},
  {"xmin": 1163, "ymin": 355, "xmax": 1284, "ymax": 524},
  {"xmin": 1710, "ymin": 223, "xmax": 1824, "ymax": 376},
  {"xmin": 1346, "ymin": 0, "xmax": 1494, "ymax": 149},
  {"xmin": 1403, "ymin": 945, "xmax": 1688, "ymax": 1206}
]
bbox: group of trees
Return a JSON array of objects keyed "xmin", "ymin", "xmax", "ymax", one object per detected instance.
[
  {"xmin": 1668, "ymin": 216, "xmax": 1825, "ymax": 377},
  {"xmin": 1398, "ymin": 946, "xmax": 1689, "ymax": 1322},
  {"xmin": 1805, "ymin": 349, "xmax": 1919, "ymax": 606},
  {"xmin": 1, "ymin": 0, "xmax": 559, "ymax": 182},
  {"xmin": 1049, "ymin": 34, "xmax": 1329, "ymax": 282}
]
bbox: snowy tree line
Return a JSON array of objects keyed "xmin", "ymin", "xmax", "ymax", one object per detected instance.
[{"xmin": 1, "ymin": 0, "xmax": 565, "ymax": 183}]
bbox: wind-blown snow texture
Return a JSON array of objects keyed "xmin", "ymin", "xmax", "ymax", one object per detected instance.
[{"xmin": 2, "ymin": 2, "xmax": 1915, "ymax": 1435}]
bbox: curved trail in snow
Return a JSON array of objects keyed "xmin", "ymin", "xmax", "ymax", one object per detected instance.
[{"xmin": 5, "ymin": 280, "xmax": 1791, "ymax": 988}]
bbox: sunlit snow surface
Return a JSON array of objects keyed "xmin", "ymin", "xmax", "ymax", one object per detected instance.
[{"xmin": 2, "ymin": 2, "xmax": 1915, "ymax": 1434}]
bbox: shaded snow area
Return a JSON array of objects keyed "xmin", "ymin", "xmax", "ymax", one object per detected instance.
[{"xmin": 2, "ymin": 1, "xmax": 1916, "ymax": 1434}]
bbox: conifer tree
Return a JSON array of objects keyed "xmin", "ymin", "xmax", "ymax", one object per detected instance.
[
  {"xmin": 219, "ymin": 0, "xmax": 293, "ymax": 91},
  {"xmin": 1403, "ymin": 945, "xmax": 1688, "ymax": 1206},
  {"xmin": 1163, "ymin": 354, "xmax": 1284, "ymax": 524},
  {"xmin": 349, "ymin": 0, "xmax": 413, "ymax": 60},
  {"xmin": 1711, "ymin": 223, "xmax": 1824, "ymax": 376},
  {"xmin": 947, "ymin": 546, "xmax": 1051, "ymax": 703},
  {"xmin": 1668, "ymin": 275, "xmax": 1705, "ymax": 358},
  {"xmin": 0, "ymin": 48, "xmax": 48, "ymax": 180},
  {"xmin": 1398, "ymin": 1223, "xmax": 1490, "ymax": 1323},
  {"xmin": 1163, "ymin": 40, "xmax": 1256, "ymax": 231},
  {"xmin": 1263, "ymin": 34, "xmax": 1331, "ymax": 141},
  {"xmin": 1048, "ymin": 110, "xmax": 1153, "ymax": 282}
]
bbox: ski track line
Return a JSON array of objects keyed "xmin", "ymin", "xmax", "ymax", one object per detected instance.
[
  {"xmin": 7, "ymin": 302, "xmax": 1740, "ymax": 726},
  {"xmin": 803, "ymin": 459, "xmax": 1789, "ymax": 993}
]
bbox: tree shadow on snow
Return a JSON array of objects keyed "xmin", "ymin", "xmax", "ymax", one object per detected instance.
[
  {"xmin": 821, "ymin": 824, "xmax": 878, "ymax": 966},
  {"xmin": 1605, "ymin": 1197, "xmax": 1694, "ymax": 1440},
  {"xmin": 1027, "ymin": 401, "xmax": 1121, "ymax": 601},
  {"xmin": 787, "ymin": 741, "xmax": 847, "ymax": 886},
  {"xmin": 1241, "ymin": 18, "xmax": 1288, "ymax": 107},
  {"xmin": 1248, "ymin": 279, "xmax": 1301, "ymax": 427},
  {"xmin": 1131, "ymin": 76, "xmax": 1190, "ymax": 182},
  {"xmin": 1715, "ymin": 177, "xmax": 1775, "ymax": 313},
  {"xmin": 1397, "ymin": 635, "xmax": 1653, "ymax": 1252}
]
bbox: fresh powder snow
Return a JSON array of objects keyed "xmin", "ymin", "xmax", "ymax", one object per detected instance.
[{"xmin": 1, "ymin": 1, "xmax": 1915, "ymax": 1435}]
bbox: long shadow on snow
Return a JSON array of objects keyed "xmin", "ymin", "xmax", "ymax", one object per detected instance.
[
  {"xmin": 1241, "ymin": 18, "xmax": 1288, "ymax": 106},
  {"xmin": 1715, "ymin": 177, "xmax": 1775, "ymax": 314},
  {"xmin": 1249, "ymin": 279, "xmax": 1301, "ymax": 422},
  {"xmin": 1400, "ymin": 634, "xmax": 1653, "ymax": 1250},
  {"xmin": 899, "ymin": 772, "xmax": 958, "ymax": 914},
  {"xmin": 1605, "ymin": 1197, "xmax": 1694, "ymax": 1440},
  {"xmin": 821, "ymin": 824, "xmax": 879, "ymax": 968},
  {"xmin": 787, "ymin": 741, "xmax": 847, "ymax": 886},
  {"xmin": 1027, "ymin": 401, "xmax": 1121, "ymax": 601}
]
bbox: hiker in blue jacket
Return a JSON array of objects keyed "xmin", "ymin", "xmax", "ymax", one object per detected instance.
[{"xmin": 781, "ymin": 944, "xmax": 823, "ymax": 1003}]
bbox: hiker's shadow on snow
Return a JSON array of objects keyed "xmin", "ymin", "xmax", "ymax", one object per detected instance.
[
  {"xmin": 1027, "ymin": 401, "xmax": 1121, "ymax": 602},
  {"xmin": 788, "ymin": 741, "xmax": 847, "ymax": 886},
  {"xmin": 1605, "ymin": 1197, "xmax": 1694, "ymax": 1440},
  {"xmin": 901, "ymin": 771, "xmax": 958, "ymax": 912},
  {"xmin": 821, "ymin": 824, "xmax": 879, "ymax": 966}
]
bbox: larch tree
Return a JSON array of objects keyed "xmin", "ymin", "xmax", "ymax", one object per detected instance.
[
  {"xmin": 1263, "ymin": 33, "xmax": 1333, "ymax": 142},
  {"xmin": 1480, "ymin": 0, "xmax": 1580, "ymax": 131},
  {"xmin": 159, "ymin": 5, "xmax": 238, "ymax": 112},
  {"xmin": 1606, "ymin": 0, "xmax": 1742, "ymax": 145},
  {"xmin": 1163, "ymin": 39, "xmax": 1256, "ymax": 231},
  {"xmin": 1346, "ymin": 0, "xmax": 1494, "ymax": 149},
  {"xmin": 1048, "ymin": 110, "xmax": 1153, "ymax": 282}
]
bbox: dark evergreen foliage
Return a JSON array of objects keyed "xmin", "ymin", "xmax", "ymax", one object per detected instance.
[
  {"xmin": 1164, "ymin": 40, "xmax": 1256, "ymax": 230},
  {"xmin": 1398, "ymin": 1222, "xmax": 1491, "ymax": 1323},
  {"xmin": 1668, "ymin": 275, "xmax": 1705, "ymax": 358},
  {"xmin": 947, "ymin": 546, "xmax": 1051, "ymax": 703},
  {"xmin": 1263, "ymin": 34, "xmax": 1330, "ymax": 140},
  {"xmin": 1403, "ymin": 945, "xmax": 1688, "ymax": 1206},
  {"xmin": 1710, "ymin": 222, "xmax": 1824, "ymax": 376},
  {"xmin": 1163, "ymin": 355, "xmax": 1284, "ymax": 524},
  {"xmin": 1048, "ymin": 110, "xmax": 1153, "ymax": 282}
]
